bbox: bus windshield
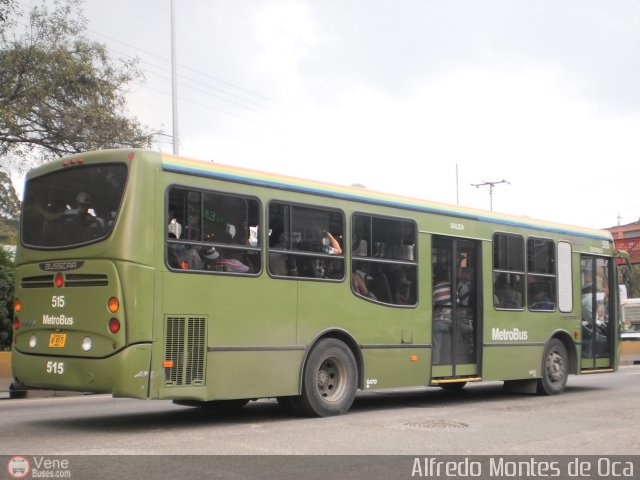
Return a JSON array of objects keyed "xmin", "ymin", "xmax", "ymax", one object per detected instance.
[{"xmin": 21, "ymin": 164, "xmax": 128, "ymax": 248}]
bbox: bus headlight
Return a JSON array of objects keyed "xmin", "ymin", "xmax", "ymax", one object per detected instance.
[
  {"xmin": 81, "ymin": 336, "xmax": 93, "ymax": 352},
  {"xmin": 29, "ymin": 335, "xmax": 37, "ymax": 348}
]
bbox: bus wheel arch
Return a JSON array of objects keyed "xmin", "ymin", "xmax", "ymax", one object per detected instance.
[
  {"xmin": 303, "ymin": 329, "xmax": 364, "ymax": 389},
  {"xmin": 537, "ymin": 336, "xmax": 570, "ymax": 395},
  {"xmin": 553, "ymin": 331, "xmax": 578, "ymax": 375},
  {"xmin": 291, "ymin": 331, "xmax": 361, "ymax": 417}
]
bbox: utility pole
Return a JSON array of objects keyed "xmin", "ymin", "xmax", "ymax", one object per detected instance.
[
  {"xmin": 170, "ymin": 0, "xmax": 179, "ymax": 155},
  {"xmin": 456, "ymin": 164, "xmax": 459, "ymax": 205},
  {"xmin": 471, "ymin": 179, "xmax": 509, "ymax": 211}
]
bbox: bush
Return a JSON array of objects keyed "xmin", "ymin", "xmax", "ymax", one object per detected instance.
[{"xmin": 0, "ymin": 247, "xmax": 14, "ymax": 351}]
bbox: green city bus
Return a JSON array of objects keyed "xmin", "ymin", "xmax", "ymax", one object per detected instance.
[{"xmin": 12, "ymin": 149, "xmax": 621, "ymax": 416}]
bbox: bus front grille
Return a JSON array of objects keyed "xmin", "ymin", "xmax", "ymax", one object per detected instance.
[{"xmin": 164, "ymin": 316, "xmax": 207, "ymax": 387}]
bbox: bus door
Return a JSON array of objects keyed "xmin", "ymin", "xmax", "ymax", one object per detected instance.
[
  {"xmin": 431, "ymin": 236, "xmax": 481, "ymax": 379},
  {"xmin": 580, "ymin": 256, "xmax": 614, "ymax": 369}
]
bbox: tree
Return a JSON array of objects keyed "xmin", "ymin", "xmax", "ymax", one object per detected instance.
[
  {"xmin": 0, "ymin": 171, "xmax": 20, "ymax": 243},
  {"xmin": 0, "ymin": 247, "xmax": 14, "ymax": 351},
  {"xmin": 0, "ymin": 171, "xmax": 20, "ymax": 221},
  {"xmin": 0, "ymin": 0, "xmax": 157, "ymax": 174}
]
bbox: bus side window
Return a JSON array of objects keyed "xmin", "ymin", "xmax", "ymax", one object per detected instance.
[
  {"xmin": 166, "ymin": 187, "xmax": 261, "ymax": 275},
  {"xmin": 493, "ymin": 233, "xmax": 525, "ymax": 310},
  {"xmin": 268, "ymin": 202, "xmax": 344, "ymax": 280},
  {"xmin": 351, "ymin": 214, "xmax": 417, "ymax": 306}
]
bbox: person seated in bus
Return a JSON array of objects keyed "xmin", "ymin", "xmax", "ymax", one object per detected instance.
[
  {"xmin": 391, "ymin": 267, "xmax": 412, "ymax": 305},
  {"xmin": 269, "ymin": 232, "xmax": 298, "ymax": 276},
  {"xmin": 168, "ymin": 210, "xmax": 183, "ymax": 239},
  {"xmin": 220, "ymin": 248, "xmax": 255, "ymax": 274},
  {"xmin": 210, "ymin": 257, "xmax": 251, "ymax": 273},
  {"xmin": 529, "ymin": 284, "xmax": 555, "ymax": 311},
  {"xmin": 30, "ymin": 196, "xmax": 66, "ymax": 245},
  {"xmin": 494, "ymin": 274, "xmax": 522, "ymax": 309},
  {"xmin": 167, "ymin": 245, "xmax": 184, "ymax": 269},
  {"xmin": 321, "ymin": 229, "xmax": 342, "ymax": 255},
  {"xmin": 352, "ymin": 218, "xmax": 369, "ymax": 257},
  {"xmin": 298, "ymin": 228, "xmax": 343, "ymax": 278},
  {"xmin": 352, "ymin": 269, "xmax": 377, "ymax": 300}
]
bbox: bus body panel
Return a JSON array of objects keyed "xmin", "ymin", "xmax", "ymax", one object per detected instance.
[
  {"xmin": 361, "ymin": 348, "xmax": 431, "ymax": 390},
  {"xmin": 12, "ymin": 343, "xmax": 151, "ymax": 398}
]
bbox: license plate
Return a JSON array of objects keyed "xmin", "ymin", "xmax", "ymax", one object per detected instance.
[{"xmin": 49, "ymin": 333, "xmax": 67, "ymax": 348}]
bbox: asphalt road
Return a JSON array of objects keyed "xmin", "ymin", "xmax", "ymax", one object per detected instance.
[{"xmin": 2, "ymin": 365, "xmax": 639, "ymax": 457}]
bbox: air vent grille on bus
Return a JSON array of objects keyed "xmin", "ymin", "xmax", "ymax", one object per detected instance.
[
  {"xmin": 65, "ymin": 274, "xmax": 108, "ymax": 287},
  {"xmin": 164, "ymin": 316, "xmax": 207, "ymax": 387},
  {"xmin": 21, "ymin": 275, "xmax": 53, "ymax": 288},
  {"xmin": 21, "ymin": 274, "xmax": 108, "ymax": 288}
]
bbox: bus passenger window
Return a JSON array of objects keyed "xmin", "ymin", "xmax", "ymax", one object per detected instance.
[
  {"xmin": 166, "ymin": 187, "xmax": 261, "ymax": 275},
  {"xmin": 527, "ymin": 238, "xmax": 556, "ymax": 311},
  {"xmin": 351, "ymin": 214, "xmax": 417, "ymax": 306},
  {"xmin": 268, "ymin": 202, "xmax": 344, "ymax": 281},
  {"xmin": 493, "ymin": 233, "xmax": 525, "ymax": 310}
]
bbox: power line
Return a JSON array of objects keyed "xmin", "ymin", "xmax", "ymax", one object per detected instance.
[
  {"xmin": 85, "ymin": 30, "xmax": 282, "ymax": 129},
  {"xmin": 86, "ymin": 27, "xmax": 286, "ymax": 107}
]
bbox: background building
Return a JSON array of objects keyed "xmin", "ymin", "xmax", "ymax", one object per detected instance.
[{"xmin": 607, "ymin": 221, "xmax": 640, "ymax": 265}]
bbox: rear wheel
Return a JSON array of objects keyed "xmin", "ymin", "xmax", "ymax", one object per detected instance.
[
  {"xmin": 292, "ymin": 338, "xmax": 358, "ymax": 417},
  {"xmin": 537, "ymin": 338, "xmax": 568, "ymax": 395},
  {"xmin": 276, "ymin": 396, "xmax": 303, "ymax": 415}
]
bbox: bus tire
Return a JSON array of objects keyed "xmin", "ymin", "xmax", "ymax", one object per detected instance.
[
  {"xmin": 537, "ymin": 338, "xmax": 568, "ymax": 395},
  {"xmin": 296, "ymin": 338, "xmax": 358, "ymax": 417},
  {"xmin": 276, "ymin": 396, "xmax": 303, "ymax": 416}
]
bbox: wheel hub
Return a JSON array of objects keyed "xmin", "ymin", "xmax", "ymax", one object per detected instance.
[
  {"xmin": 547, "ymin": 351, "xmax": 565, "ymax": 383},
  {"xmin": 316, "ymin": 359, "xmax": 340, "ymax": 399}
]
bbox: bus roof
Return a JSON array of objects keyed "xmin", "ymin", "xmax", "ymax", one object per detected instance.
[{"xmin": 161, "ymin": 152, "xmax": 609, "ymax": 242}]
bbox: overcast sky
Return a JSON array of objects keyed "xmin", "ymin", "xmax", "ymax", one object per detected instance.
[{"xmin": 24, "ymin": 0, "xmax": 640, "ymax": 229}]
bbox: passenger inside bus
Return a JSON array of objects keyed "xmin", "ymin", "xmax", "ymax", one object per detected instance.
[
  {"xmin": 352, "ymin": 269, "xmax": 377, "ymax": 300},
  {"xmin": 432, "ymin": 267, "xmax": 453, "ymax": 364},
  {"xmin": 168, "ymin": 210, "xmax": 183, "ymax": 239},
  {"xmin": 529, "ymin": 283, "xmax": 555, "ymax": 310},
  {"xmin": 391, "ymin": 267, "xmax": 412, "ymax": 305},
  {"xmin": 61, "ymin": 192, "xmax": 104, "ymax": 241},
  {"xmin": 269, "ymin": 232, "xmax": 299, "ymax": 276},
  {"xmin": 494, "ymin": 274, "xmax": 523, "ymax": 309}
]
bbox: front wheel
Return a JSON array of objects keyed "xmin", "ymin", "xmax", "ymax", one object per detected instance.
[
  {"xmin": 537, "ymin": 338, "xmax": 568, "ymax": 395},
  {"xmin": 293, "ymin": 338, "xmax": 358, "ymax": 417}
]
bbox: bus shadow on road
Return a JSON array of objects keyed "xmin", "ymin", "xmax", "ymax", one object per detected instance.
[{"xmin": 27, "ymin": 380, "xmax": 606, "ymax": 433}]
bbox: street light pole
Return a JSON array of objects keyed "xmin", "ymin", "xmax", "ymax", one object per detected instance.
[
  {"xmin": 471, "ymin": 179, "xmax": 509, "ymax": 211},
  {"xmin": 171, "ymin": 0, "xmax": 179, "ymax": 155}
]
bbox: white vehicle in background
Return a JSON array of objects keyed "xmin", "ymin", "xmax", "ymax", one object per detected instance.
[{"xmin": 621, "ymin": 295, "xmax": 640, "ymax": 365}]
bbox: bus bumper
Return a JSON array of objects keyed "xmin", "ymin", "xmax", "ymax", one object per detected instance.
[{"xmin": 11, "ymin": 343, "xmax": 152, "ymax": 399}]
